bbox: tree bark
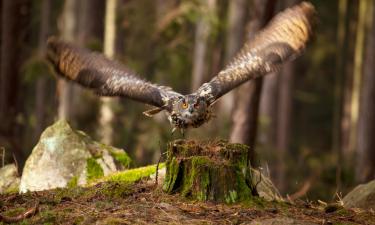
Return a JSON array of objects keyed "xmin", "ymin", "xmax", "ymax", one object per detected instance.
[
  {"xmin": 340, "ymin": 0, "xmax": 358, "ymax": 160},
  {"xmin": 99, "ymin": 0, "xmax": 118, "ymax": 145},
  {"xmin": 219, "ymin": 0, "xmax": 247, "ymax": 115},
  {"xmin": 0, "ymin": 0, "xmax": 30, "ymax": 162},
  {"xmin": 356, "ymin": 0, "xmax": 375, "ymax": 182},
  {"xmin": 77, "ymin": 0, "xmax": 105, "ymax": 45},
  {"xmin": 34, "ymin": 0, "xmax": 51, "ymax": 139},
  {"xmin": 333, "ymin": 0, "xmax": 350, "ymax": 190},
  {"xmin": 349, "ymin": 0, "xmax": 371, "ymax": 154},
  {"xmin": 229, "ymin": 0, "xmax": 276, "ymax": 165},
  {"xmin": 57, "ymin": 0, "xmax": 79, "ymax": 120},
  {"xmin": 191, "ymin": 0, "xmax": 216, "ymax": 91},
  {"xmin": 163, "ymin": 140, "xmax": 282, "ymax": 203}
]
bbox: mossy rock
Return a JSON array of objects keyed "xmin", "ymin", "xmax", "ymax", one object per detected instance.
[
  {"xmin": 20, "ymin": 120, "xmax": 131, "ymax": 193},
  {"xmin": 163, "ymin": 140, "xmax": 282, "ymax": 203}
]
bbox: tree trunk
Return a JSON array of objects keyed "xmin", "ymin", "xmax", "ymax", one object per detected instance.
[
  {"xmin": 356, "ymin": 1, "xmax": 375, "ymax": 182},
  {"xmin": 275, "ymin": 61, "xmax": 294, "ymax": 191},
  {"xmin": 191, "ymin": 0, "xmax": 216, "ymax": 91},
  {"xmin": 229, "ymin": 0, "xmax": 276, "ymax": 165},
  {"xmin": 219, "ymin": 0, "xmax": 247, "ymax": 115},
  {"xmin": 333, "ymin": 0, "xmax": 350, "ymax": 190},
  {"xmin": 57, "ymin": 0, "xmax": 79, "ymax": 120},
  {"xmin": 349, "ymin": 0, "xmax": 371, "ymax": 154},
  {"xmin": 0, "ymin": 0, "xmax": 30, "ymax": 162},
  {"xmin": 77, "ymin": 0, "xmax": 105, "ymax": 45},
  {"xmin": 340, "ymin": 0, "xmax": 358, "ymax": 160},
  {"xmin": 99, "ymin": 0, "xmax": 118, "ymax": 145},
  {"xmin": 34, "ymin": 0, "xmax": 51, "ymax": 139},
  {"xmin": 163, "ymin": 140, "xmax": 282, "ymax": 203}
]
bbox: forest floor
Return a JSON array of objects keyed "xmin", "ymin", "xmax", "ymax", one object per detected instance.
[{"xmin": 1, "ymin": 178, "xmax": 374, "ymax": 225}]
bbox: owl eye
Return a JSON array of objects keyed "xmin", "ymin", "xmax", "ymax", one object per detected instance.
[
  {"xmin": 194, "ymin": 103, "xmax": 200, "ymax": 108},
  {"xmin": 182, "ymin": 102, "xmax": 188, "ymax": 109}
]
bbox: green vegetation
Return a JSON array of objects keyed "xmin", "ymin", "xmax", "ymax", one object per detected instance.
[
  {"xmin": 108, "ymin": 149, "xmax": 132, "ymax": 168},
  {"xmin": 86, "ymin": 158, "xmax": 104, "ymax": 182},
  {"xmin": 105, "ymin": 163, "xmax": 165, "ymax": 183},
  {"xmin": 163, "ymin": 140, "xmax": 267, "ymax": 204}
]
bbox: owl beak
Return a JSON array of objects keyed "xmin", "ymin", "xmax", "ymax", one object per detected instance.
[{"xmin": 189, "ymin": 107, "xmax": 194, "ymax": 113}]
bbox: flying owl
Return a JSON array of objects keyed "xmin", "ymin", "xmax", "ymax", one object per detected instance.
[{"xmin": 47, "ymin": 2, "xmax": 315, "ymax": 133}]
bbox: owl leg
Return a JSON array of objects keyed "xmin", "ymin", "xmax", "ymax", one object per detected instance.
[{"xmin": 180, "ymin": 129, "xmax": 185, "ymax": 138}]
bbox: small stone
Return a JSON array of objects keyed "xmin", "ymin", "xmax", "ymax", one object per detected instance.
[{"xmin": 0, "ymin": 164, "xmax": 20, "ymax": 194}]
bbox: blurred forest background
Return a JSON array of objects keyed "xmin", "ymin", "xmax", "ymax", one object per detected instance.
[{"xmin": 0, "ymin": 0, "xmax": 374, "ymax": 202}]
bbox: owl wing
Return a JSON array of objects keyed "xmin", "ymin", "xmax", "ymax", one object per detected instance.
[
  {"xmin": 46, "ymin": 38, "xmax": 182, "ymax": 111},
  {"xmin": 194, "ymin": 2, "xmax": 315, "ymax": 105}
]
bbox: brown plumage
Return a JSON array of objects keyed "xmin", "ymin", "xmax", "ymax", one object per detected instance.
[
  {"xmin": 195, "ymin": 2, "xmax": 315, "ymax": 104},
  {"xmin": 47, "ymin": 38, "xmax": 182, "ymax": 109},
  {"xmin": 47, "ymin": 2, "xmax": 315, "ymax": 131}
]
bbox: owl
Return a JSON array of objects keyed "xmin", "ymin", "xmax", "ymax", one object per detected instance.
[{"xmin": 47, "ymin": 2, "xmax": 315, "ymax": 133}]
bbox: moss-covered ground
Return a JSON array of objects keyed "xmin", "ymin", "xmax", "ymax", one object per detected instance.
[{"xmin": 1, "ymin": 168, "xmax": 374, "ymax": 224}]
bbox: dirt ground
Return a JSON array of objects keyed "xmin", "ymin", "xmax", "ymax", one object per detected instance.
[{"xmin": 0, "ymin": 179, "xmax": 374, "ymax": 225}]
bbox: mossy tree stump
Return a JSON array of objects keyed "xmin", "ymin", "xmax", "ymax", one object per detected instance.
[{"xmin": 163, "ymin": 139, "xmax": 259, "ymax": 203}]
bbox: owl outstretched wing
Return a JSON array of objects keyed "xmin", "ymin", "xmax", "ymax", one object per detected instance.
[
  {"xmin": 194, "ymin": 2, "xmax": 315, "ymax": 105},
  {"xmin": 47, "ymin": 38, "xmax": 182, "ymax": 111}
]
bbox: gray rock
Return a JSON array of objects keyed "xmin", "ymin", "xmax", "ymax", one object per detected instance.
[
  {"xmin": 19, "ymin": 120, "xmax": 131, "ymax": 193},
  {"xmin": 251, "ymin": 169, "xmax": 283, "ymax": 202},
  {"xmin": 248, "ymin": 217, "xmax": 317, "ymax": 225},
  {"xmin": 343, "ymin": 180, "xmax": 375, "ymax": 210},
  {"xmin": 0, "ymin": 164, "xmax": 20, "ymax": 194}
]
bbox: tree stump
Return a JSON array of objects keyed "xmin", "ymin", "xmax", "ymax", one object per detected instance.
[{"xmin": 163, "ymin": 139, "xmax": 261, "ymax": 203}]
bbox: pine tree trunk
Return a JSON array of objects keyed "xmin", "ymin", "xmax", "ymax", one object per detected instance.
[
  {"xmin": 191, "ymin": 0, "xmax": 216, "ymax": 91},
  {"xmin": 57, "ymin": 0, "xmax": 78, "ymax": 120},
  {"xmin": 99, "ymin": 0, "xmax": 118, "ymax": 145},
  {"xmin": 349, "ymin": 0, "xmax": 371, "ymax": 154},
  {"xmin": 340, "ymin": 0, "xmax": 358, "ymax": 160},
  {"xmin": 356, "ymin": 1, "xmax": 375, "ymax": 182},
  {"xmin": 34, "ymin": 0, "xmax": 51, "ymax": 139},
  {"xmin": 229, "ymin": 0, "xmax": 276, "ymax": 165},
  {"xmin": 0, "ymin": 0, "xmax": 30, "ymax": 162},
  {"xmin": 333, "ymin": 0, "xmax": 349, "ymax": 190},
  {"xmin": 219, "ymin": 0, "xmax": 247, "ymax": 115}
]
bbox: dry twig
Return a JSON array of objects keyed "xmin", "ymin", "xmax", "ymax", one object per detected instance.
[{"xmin": 0, "ymin": 201, "xmax": 39, "ymax": 223}]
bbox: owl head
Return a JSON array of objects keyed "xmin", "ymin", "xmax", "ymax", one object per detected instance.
[{"xmin": 169, "ymin": 94, "xmax": 211, "ymax": 129}]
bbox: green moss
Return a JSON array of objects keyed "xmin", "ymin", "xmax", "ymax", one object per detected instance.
[
  {"xmin": 67, "ymin": 176, "xmax": 78, "ymax": 188},
  {"xmin": 2, "ymin": 207, "xmax": 26, "ymax": 217},
  {"xmin": 53, "ymin": 186, "xmax": 86, "ymax": 203},
  {"xmin": 109, "ymin": 149, "xmax": 131, "ymax": 168},
  {"xmin": 98, "ymin": 181, "xmax": 132, "ymax": 198},
  {"xmin": 225, "ymin": 190, "xmax": 238, "ymax": 204},
  {"xmin": 86, "ymin": 158, "xmax": 104, "ymax": 182},
  {"xmin": 4, "ymin": 185, "xmax": 19, "ymax": 194},
  {"xmin": 106, "ymin": 163, "xmax": 165, "ymax": 183},
  {"xmin": 39, "ymin": 210, "xmax": 57, "ymax": 224},
  {"xmin": 190, "ymin": 156, "xmax": 211, "ymax": 200},
  {"xmin": 163, "ymin": 158, "xmax": 180, "ymax": 192}
]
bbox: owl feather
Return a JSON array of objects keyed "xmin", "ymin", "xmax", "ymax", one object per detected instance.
[
  {"xmin": 46, "ymin": 2, "xmax": 315, "ymax": 130},
  {"xmin": 47, "ymin": 38, "xmax": 182, "ymax": 110},
  {"xmin": 194, "ymin": 2, "xmax": 315, "ymax": 104}
]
